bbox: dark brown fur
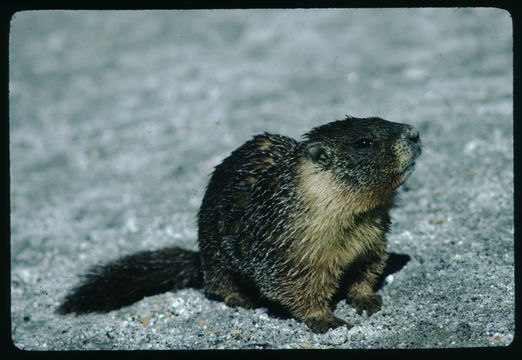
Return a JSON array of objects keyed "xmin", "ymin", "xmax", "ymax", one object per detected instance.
[{"xmin": 58, "ymin": 116, "xmax": 421, "ymax": 334}]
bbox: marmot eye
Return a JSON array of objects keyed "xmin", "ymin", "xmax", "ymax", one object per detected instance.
[{"xmin": 355, "ymin": 138, "xmax": 374, "ymax": 148}]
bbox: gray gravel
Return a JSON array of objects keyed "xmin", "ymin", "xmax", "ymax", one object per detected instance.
[{"xmin": 10, "ymin": 8, "xmax": 514, "ymax": 350}]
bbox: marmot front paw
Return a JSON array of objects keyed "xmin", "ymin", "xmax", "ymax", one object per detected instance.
[{"xmin": 348, "ymin": 293, "xmax": 382, "ymax": 316}]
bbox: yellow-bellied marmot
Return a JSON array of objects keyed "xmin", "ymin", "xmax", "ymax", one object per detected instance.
[{"xmin": 58, "ymin": 116, "xmax": 421, "ymax": 334}]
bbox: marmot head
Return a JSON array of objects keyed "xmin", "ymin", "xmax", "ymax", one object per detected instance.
[{"xmin": 302, "ymin": 116, "xmax": 422, "ymax": 202}]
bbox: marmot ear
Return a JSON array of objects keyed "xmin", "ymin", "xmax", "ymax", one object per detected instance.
[{"xmin": 305, "ymin": 142, "xmax": 330, "ymax": 167}]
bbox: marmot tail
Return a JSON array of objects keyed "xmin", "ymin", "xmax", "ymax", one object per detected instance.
[{"xmin": 57, "ymin": 247, "xmax": 202, "ymax": 314}]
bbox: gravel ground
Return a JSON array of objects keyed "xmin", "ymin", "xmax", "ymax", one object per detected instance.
[{"xmin": 9, "ymin": 8, "xmax": 514, "ymax": 350}]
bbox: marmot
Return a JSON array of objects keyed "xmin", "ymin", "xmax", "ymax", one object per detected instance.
[{"xmin": 58, "ymin": 116, "xmax": 421, "ymax": 334}]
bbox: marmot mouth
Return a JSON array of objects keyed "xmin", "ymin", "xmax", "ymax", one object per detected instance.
[
  {"xmin": 400, "ymin": 161, "xmax": 416, "ymax": 181},
  {"xmin": 402, "ymin": 161, "xmax": 416, "ymax": 173}
]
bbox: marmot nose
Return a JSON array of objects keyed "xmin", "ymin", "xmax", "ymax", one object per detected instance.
[{"xmin": 403, "ymin": 126, "xmax": 420, "ymax": 144}]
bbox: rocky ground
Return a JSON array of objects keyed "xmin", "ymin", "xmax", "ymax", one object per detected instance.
[{"xmin": 10, "ymin": 8, "xmax": 514, "ymax": 350}]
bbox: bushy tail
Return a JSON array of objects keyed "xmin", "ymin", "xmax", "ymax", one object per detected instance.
[{"xmin": 57, "ymin": 247, "xmax": 202, "ymax": 314}]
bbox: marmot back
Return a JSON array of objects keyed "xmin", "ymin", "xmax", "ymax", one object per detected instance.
[{"xmin": 58, "ymin": 116, "xmax": 421, "ymax": 334}]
